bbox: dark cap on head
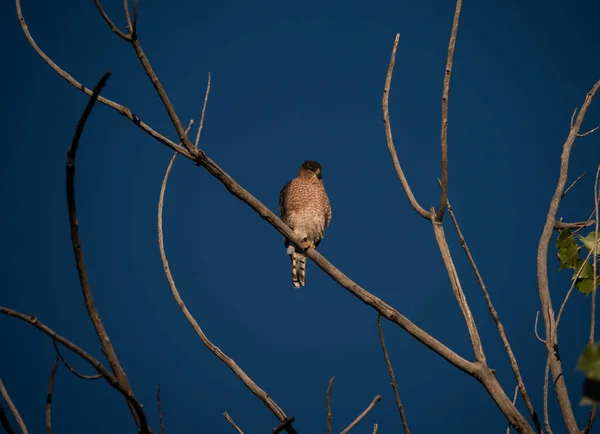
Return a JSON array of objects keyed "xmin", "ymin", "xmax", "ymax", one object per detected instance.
[{"xmin": 300, "ymin": 160, "xmax": 322, "ymax": 179}]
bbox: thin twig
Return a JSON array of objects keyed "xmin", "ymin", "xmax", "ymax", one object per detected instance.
[
  {"xmin": 506, "ymin": 385, "xmax": 519, "ymax": 434},
  {"xmin": 436, "ymin": 0, "xmax": 462, "ymax": 221},
  {"xmin": 223, "ymin": 412, "xmax": 244, "ymax": 434},
  {"xmin": 446, "ymin": 200, "xmax": 540, "ymax": 432},
  {"xmin": 571, "ymin": 107, "xmax": 578, "ymax": 129},
  {"xmin": 555, "ymin": 220, "xmax": 595, "ymax": 230},
  {"xmin": 0, "ymin": 378, "xmax": 27, "ymax": 434},
  {"xmin": 536, "ymin": 78, "xmax": 600, "ymax": 433},
  {"xmin": 382, "ymin": 33, "xmax": 430, "ymax": 220},
  {"xmin": 326, "ymin": 377, "xmax": 334, "ymax": 434},
  {"xmin": 339, "ymin": 395, "xmax": 382, "ymax": 434},
  {"xmin": 0, "ymin": 401, "xmax": 16, "ymax": 434},
  {"xmin": 66, "ymin": 71, "xmax": 147, "ymax": 433},
  {"xmin": 132, "ymin": 0, "xmax": 138, "ymax": 37},
  {"xmin": 45, "ymin": 358, "xmax": 58, "ymax": 434},
  {"xmin": 158, "ymin": 153, "xmax": 296, "ymax": 434},
  {"xmin": 0, "ymin": 307, "xmax": 148, "ymax": 429},
  {"xmin": 555, "ymin": 248, "xmax": 594, "ymax": 331},
  {"xmin": 123, "ymin": 0, "xmax": 132, "ymax": 34},
  {"xmin": 194, "ymin": 72, "xmax": 211, "ymax": 149},
  {"xmin": 157, "ymin": 385, "xmax": 164, "ymax": 434},
  {"xmin": 534, "ymin": 311, "xmax": 545, "ymax": 344},
  {"xmin": 92, "ymin": 0, "xmax": 130, "ymax": 40},
  {"xmin": 543, "ymin": 358, "xmax": 553, "ymax": 434},
  {"xmin": 578, "ymin": 124, "xmax": 600, "ymax": 138},
  {"xmin": 377, "ymin": 315, "xmax": 409, "ymax": 433},
  {"xmin": 372, "ymin": 424, "xmax": 378, "ymax": 434},
  {"xmin": 52, "ymin": 340, "xmax": 102, "ymax": 380},
  {"xmin": 562, "ymin": 172, "xmax": 587, "ymax": 198},
  {"xmin": 583, "ymin": 405, "xmax": 598, "ymax": 434}
]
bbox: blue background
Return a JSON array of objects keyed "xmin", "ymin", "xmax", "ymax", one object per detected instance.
[{"xmin": 2, "ymin": 0, "xmax": 600, "ymax": 432}]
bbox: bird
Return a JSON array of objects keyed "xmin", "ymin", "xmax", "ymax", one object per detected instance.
[{"xmin": 279, "ymin": 160, "xmax": 332, "ymax": 288}]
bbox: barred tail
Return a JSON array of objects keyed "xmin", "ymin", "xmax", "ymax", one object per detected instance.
[{"xmin": 291, "ymin": 251, "xmax": 307, "ymax": 288}]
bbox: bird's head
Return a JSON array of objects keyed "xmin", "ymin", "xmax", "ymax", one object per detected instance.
[{"xmin": 299, "ymin": 160, "xmax": 322, "ymax": 180}]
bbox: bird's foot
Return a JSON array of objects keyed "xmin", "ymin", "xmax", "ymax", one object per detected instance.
[{"xmin": 303, "ymin": 239, "xmax": 316, "ymax": 249}]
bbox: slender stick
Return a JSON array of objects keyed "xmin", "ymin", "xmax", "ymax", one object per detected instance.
[
  {"xmin": 339, "ymin": 395, "xmax": 382, "ymax": 434},
  {"xmin": 326, "ymin": 377, "xmax": 334, "ymax": 434},
  {"xmin": 436, "ymin": 0, "xmax": 462, "ymax": 221},
  {"xmin": 45, "ymin": 358, "xmax": 58, "ymax": 434},
  {"xmin": 0, "ymin": 378, "xmax": 27, "ymax": 434},
  {"xmin": 53, "ymin": 340, "xmax": 102, "ymax": 380},
  {"xmin": 562, "ymin": 172, "xmax": 587, "ymax": 198},
  {"xmin": 377, "ymin": 315, "xmax": 409, "ymax": 433},
  {"xmin": 446, "ymin": 200, "xmax": 540, "ymax": 432},
  {"xmin": 223, "ymin": 412, "xmax": 244, "ymax": 434},
  {"xmin": 93, "ymin": 0, "xmax": 130, "ymax": 40},
  {"xmin": 194, "ymin": 72, "xmax": 211, "ymax": 149}
]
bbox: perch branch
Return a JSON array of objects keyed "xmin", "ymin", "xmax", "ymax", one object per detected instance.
[
  {"xmin": 382, "ymin": 33, "xmax": 430, "ymax": 220},
  {"xmin": 53, "ymin": 340, "xmax": 102, "ymax": 380},
  {"xmin": 339, "ymin": 395, "xmax": 382, "ymax": 434},
  {"xmin": 377, "ymin": 315, "xmax": 409, "ymax": 434},
  {"xmin": 327, "ymin": 377, "xmax": 334, "ymax": 434},
  {"xmin": 45, "ymin": 358, "xmax": 58, "ymax": 434},
  {"xmin": 158, "ymin": 153, "xmax": 296, "ymax": 434},
  {"xmin": 0, "ymin": 378, "xmax": 26, "ymax": 434},
  {"xmin": 435, "ymin": 0, "xmax": 462, "ymax": 221},
  {"xmin": 223, "ymin": 412, "xmax": 244, "ymax": 434},
  {"xmin": 446, "ymin": 200, "xmax": 540, "ymax": 432},
  {"xmin": 194, "ymin": 72, "xmax": 211, "ymax": 149},
  {"xmin": 536, "ymin": 78, "xmax": 600, "ymax": 434}
]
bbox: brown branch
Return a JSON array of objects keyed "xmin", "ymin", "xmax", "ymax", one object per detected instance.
[
  {"xmin": 158, "ymin": 153, "xmax": 296, "ymax": 434},
  {"xmin": 571, "ymin": 107, "xmax": 578, "ymax": 129},
  {"xmin": 194, "ymin": 72, "xmax": 211, "ymax": 150},
  {"xmin": 372, "ymin": 424, "xmax": 378, "ymax": 434},
  {"xmin": 435, "ymin": 0, "xmax": 462, "ymax": 221},
  {"xmin": 382, "ymin": 33, "xmax": 430, "ymax": 220},
  {"xmin": 536, "ymin": 78, "xmax": 600, "ymax": 434},
  {"xmin": 157, "ymin": 385, "xmax": 164, "ymax": 434},
  {"xmin": 52, "ymin": 340, "xmax": 102, "ymax": 380},
  {"xmin": 582, "ymin": 406, "xmax": 598, "ymax": 434},
  {"xmin": 534, "ymin": 311, "xmax": 546, "ymax": 344},
  {"xmin": 326, "ymin": 377, "xmax": 334, "ymax": 434},
  {"xmin": 543, "ymin": 358, "xmax": 553, "ymax": 434},
  {"xmin": 66, "ymin": 71, "xmax": 147, "ymax": 432},
  {"xmin": 555, "ymin": 220, "xmax": 595, "ymax": 230},
  {"xmin": 339, "ymin": 395, "xmax": 382, "ymax": 434},
  {"xmin": 446, "ymin": 200, "xmax": 540, "ymax": 432},
  {"xmin": 223, "ymin": 412, "xmax": 244, "ymax": 434},
  {"xmin": 0, "ymin": 307, "xmax": 149, "ymax": 431},
  {"xmin": 562, "ymin": 172, "xmax": 587, "ymax": 198},
  {"xmin": 0, "ymin": 378, "xmax": 27, "ymax": 434},
  {"xmin": 45, "ymin": 358, "xmax": 58, "ymax": 434},
  {"xmin": 377, "ymin": 315, "xmax": 409, "ymax": 434},
  {"xmin": 16, "ymin": 0, "xmax": 192, "ymax": 159},
  {"xmin": 92, "ymin": 0, "xmax": 130, "ymax": 40},
  {"xmin": 578, "ymin": 124, "xmax": 600, "ymax": 138},
  {"xmin": 123, "ymin": 0, "xmax": 132, "ymax": 35},
  {"xmin": 0, "ymin": 401, "xmax": 16, "ymax": 434},
  {"xmin": 506, "ymin": 386, "xmax": 519, "ymax": 434},
  {"xmin": 273, "ymin": 418, "xmax": 296, "ymax": 434}
]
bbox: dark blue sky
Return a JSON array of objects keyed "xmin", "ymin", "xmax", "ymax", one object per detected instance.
[{"xmin": 2, "ymin": 0, "xmax": 600, "ymax": 433}]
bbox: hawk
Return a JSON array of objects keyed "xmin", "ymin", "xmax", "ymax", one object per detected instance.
[{"xmin": 279, "ymin": 160, "xmax": 332, "ymax": 288}]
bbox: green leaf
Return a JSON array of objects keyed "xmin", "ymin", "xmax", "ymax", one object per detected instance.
[
  {"xmin": 576, "ymin": 277, "xmax": 596, "ymax": 295},
  {"xmin": 581, "ymin": 378, "xmax": 600, "ymax": 405},
  {"xmin": 557, "ymin": 228, "xmax": 573, "ymax": 246},
  {"xmin": 573, "ymin": 259, "xmax": 595, "ymax": 280},
  {"xmin": 581, "ymin": 232, "xmax": 600, "ymax": 252},
  {"xmin": 557, "ymin": 229, "xmax": 580, "ymax": 269},
  {"xmin": 577, "ymin": 344, "xmax": 600, "ymax": 382}
]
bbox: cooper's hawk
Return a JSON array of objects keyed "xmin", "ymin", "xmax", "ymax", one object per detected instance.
[{"xmin": 279, "ymin": 160, "xmax": 332, "ymax": 288}]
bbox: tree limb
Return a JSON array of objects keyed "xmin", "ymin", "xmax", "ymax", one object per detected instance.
[
  {"xmin": 0, "ymin": 378, "xmax": 26, "ymax": 434},
  {"xmin": 536, "ymin": 78, "xmax": 600, "ymax": 434},
  {"xmin": 52, "ymin": 340, "xmax": 102, "ymax": 380},
  {"xmin": 223, "ymin": 412, "xmax": 244, "ymax": 434},
  {"xmin": 339, "ymin": 395, "xmax": 382, "ymax": 434}
]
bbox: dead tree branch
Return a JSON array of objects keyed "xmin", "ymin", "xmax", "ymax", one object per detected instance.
[
  {"xmin": 339, "ymin": 395, "xmax": 382, "ymax": 434},
  {"xmin": 45, "ymin": 358, "xmax": 58, "ymax": 434},
  {"xmin": 377, "ymin": 315, "xmax": 409, "ymax": 434},
  {"xmin": 562, "ymin": 172, "xmax": 587, "ymax": 198},
  {"xmin": 52, "ymin": 340, "xmax": 102, "ymax": 380},
  {"xmin": 536, "ymin": 78, "xmax": 600, "ymax": 433},
  {"xmin": 0, "ymin": 378, "xmax": 26, "ymax": 434},
  {"xmin": 194, "ymin": 72, "xmax": 211, "ymax": 149},
  {"xmin": 223, "ymin": 412, "xmax": 244, "ymax": 434}
]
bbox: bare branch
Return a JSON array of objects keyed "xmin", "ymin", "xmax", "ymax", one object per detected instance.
[
  {"xmin": 194, "ymin": 72, "xmax": 211, "ymax": 150},
  {"xmin": 382, "ymin": 33, "xmax": 430, "ymax": 220},
  {"xmin": 446, "ymin": 200, "xmax": 540, "ymax": 432},
  {"xmin": 0, "ymin": 401, "xmax": 16, "ymax": 434},
  {"xmin": 339, "ymin": 395, "xmax": 382, "ymax": 434},
  {"xmin": 52, "ymin": 340, "xmax": 102, "ymax": 380},
  {"xmin": 543, "ymin": 358, "xmax": 553, "ymax": 434},
  {"xmin": 326, "ymin": 377, "xmax": 334, "ymax": 434},
  {"xmin": 589, "ymin": 164, "xmax": 600, "ymax": 346},
  {"xmin": 157, "ymin": 385, "xmax": 164, "ymax": 434},
  {"xmin": 223, "ymin": 412, "xmax": 244, "ymax": 434},
  {"xmin": 0, "ymin": 378, "xmax": 27, "ymax": 434},
  {"xmin": 92, "ymin": 0, "xmax": 130, "ymax": 40},
  {"xmin": 571, "ymin": 107, "xmax": 578, "ymax": 129},
  {"xmin": 578, "ymin": 124, "xmax": 600, "ymax": 138},
  {"xmin": 158, "ymin": 153, "xmax": 296, "ymax": 434},
  {"xmin": 16, "ymin": 0, "xmax": 192, "ymax": 159},
  {"xmin": 534, "ymin": 311, "xmax": 546, "ymax": 344},
  {"xmin": 555, "ymin": 220, "xmax": 595, "ymax": 230},
  {"xmin": 66, "ymin": 71, "xmax": 147, "ymax": 432},
  {"xmin": 372, "ymin": 424, "xmax": 378, "ymax": 434},
  {"xmin": 537, "ymin": 78, "xmax": 600, "ymax": 433},
  {"xmin": 582, "ymin": 405, "xmax": 598, "ymax": 434},
  {"xmin": 377, "ymin": 315, "xmax": 409, "ymax": 434},
  {"xmin": 45, "ymin": 358, "xmax": 58, "ymax": 434},
  {"xmin": 436, "ymin": 0, "xmax": 462, "ymax": 221},
  {"xmin": 123, "ymin": 0, "xmax": 132, "ymax": 34},
  {"xmin": 506, "ymin": 386, "xmax": 519, "ymax": 434},
  {"xmin": 562, "ymin": 172, "xmax": 587, "ymax": 198},
  {"xmin": 0, "ymin": 307, "xmax": 149, "ymax": 431},
  {"xmin": 272, "ymin": 418, "xmax": 296, "ymax": 434},
  {"xmin": 132, "ymin": 0, "xmax": 138, "ymax": 37}
]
